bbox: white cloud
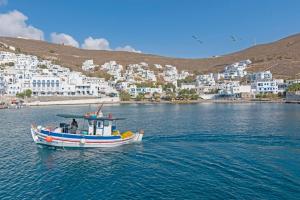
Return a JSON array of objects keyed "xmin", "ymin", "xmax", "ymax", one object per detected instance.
[
  {"xmin": 115, "ymin": 45, "xmax": 141, "ymax": 53},
  {"xmin": 0, "ymin": 10, "xmax": 142, "ymax": 52},
  {"xmin": 81, "ymin": 36, "xmax": 111, "ymax": 50},
  {"xmin": 0, "ymin": 0, "xmax": 7, "ymax": 6},
  {"xmin": 0, "ymin": 10, "xmax": 44, "ymax": 40},
  {"xmin": 50, "ymin": 32, "xmax": 79, "ymax": 48},
  {"xmin": 82, "ymin": 36, "xmax": 142, "ymax": 53}
]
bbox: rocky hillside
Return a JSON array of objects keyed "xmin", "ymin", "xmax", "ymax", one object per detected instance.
[{"xmin": 1, "ymin": 34, "xmax": 300, "ymax": 79}]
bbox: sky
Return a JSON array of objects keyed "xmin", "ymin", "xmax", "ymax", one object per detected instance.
[{"xmin": 0, "ymin": 0, "xmax": 300, "ymax": 58}]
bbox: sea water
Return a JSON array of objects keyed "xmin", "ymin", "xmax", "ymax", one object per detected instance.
[{"xmin": 0, "ymin": 103, "xmax": 300, "ymax": 199}]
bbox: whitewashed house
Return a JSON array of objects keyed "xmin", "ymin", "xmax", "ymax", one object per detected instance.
[
  {"xmin": 180, "ymin": 83, "xmax": 196, "ymax": 90},
  {"xmin": 196, "ymin": 73, "xmax": 216, "ymax": 86},
  {"xmin": 223, "ymin": 60, "xmax": 251, "ymax": 80},
  {"xmin": 249, "ymin": 71, "xmax": 272, "ymax": 81},
  {"xmin": 82, "ymin": 60, "xmax": 97, "ymax": 71},
  {"xmin": 101, "ymin": 61, "xmax": 123, "ymax": 81},
  {"xmin": 127, "ymin": 85, "xmax": 163, "ymax": 97},
  {"xmin": 252, "ymin": 80, "xmax": 279, "ymax": 94},
  {"xmin": 219, "ymin": 81, "xmax": 251, "ymax": 96}
]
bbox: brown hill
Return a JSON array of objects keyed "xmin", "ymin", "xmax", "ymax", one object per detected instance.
[{"xmin": 1, "ymin": 34, "xmax": 300, "ymax": 79}]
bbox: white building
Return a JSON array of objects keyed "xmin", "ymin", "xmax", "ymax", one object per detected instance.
[
  {"xmin": 101, "ymin": 61, "xmax": 123, "ymax": 81},
  {"xmin": 127, "ymin": 85, "xmax": 163, "ymax": 97},
  {"xmin": 0, "ymin": 51, "xmax": 116, "ymax": 97},
  {"xmin": 154, "ymin": 64, "xmax": 163, "ymax": 69},
  {"xmin": 196, "ymin": 73, "xmax": 216, "ymax": 86},
  {"xmin": 249, "ymin": 71, "xmax": 272, "ymax": 81},
  {"xmin": 82, "ymin": 60, "xmax": 97, "ymax": 71},
  {"xmin": 180, "ymin": 83, "xmax": 196, "ymax": 90},
  {"xmin": 162, "ymin": 65, "xmax": 178, "ymax": 85},
  {"xmin": 0, "ymin": 75, "xmax": 5, "ymax": 95},
  {"xmin": 252, "ymin": 80, "xmax": 279, "ymax": 94},
  {"xmin": 223, "ymin": 60, "xmax": 251, "ymax": 80},
  {"xmin": 31, "ymin": 75, "xmax": 61, "ymax": 96},
  {"xmin": 219, "ymin": 81, "xmax": 251, "ymax": 96}
]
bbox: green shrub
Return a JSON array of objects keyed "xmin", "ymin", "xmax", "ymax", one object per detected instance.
[
  {"xmin": 119, "ymin": 91, "xmax": 131, "ymax": 101},
  {"xmin": 287, "ymin": 83, "xmax": 300, "ymax": 92}
]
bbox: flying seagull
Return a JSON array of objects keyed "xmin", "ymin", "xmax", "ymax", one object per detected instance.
[
  {"xmin": 230, "ymin": 35, "xmax": 242, "ymax": 42},
  {"xmin": 192, "ymin": 35, "xmax": 203, "ymax": 44}
]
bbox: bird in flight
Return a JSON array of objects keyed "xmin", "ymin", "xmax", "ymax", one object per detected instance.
[
  {"xmin": 192, "ymin": 35, "xmax": 203, "ymax": 44},
  {"xmin": 230, "ymin": 35, "xmax": 242, "ymax": 42}
]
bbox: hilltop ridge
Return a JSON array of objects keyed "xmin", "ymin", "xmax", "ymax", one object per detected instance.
[{"xmin": 1, "ymin": 34, "xmax": 300, "ymax": 79}]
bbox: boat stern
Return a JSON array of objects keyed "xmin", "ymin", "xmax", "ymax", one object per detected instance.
[
  {"xmin": 31, "ymin": 125, "xmax": 40, "ymax": 143},
  {"xmin": 133, "ymin": 129, "xmax": 144, "ymax": 142}
]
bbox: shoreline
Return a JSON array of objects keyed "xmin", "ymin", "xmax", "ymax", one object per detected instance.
[{"xmin": 19, "ymin": 97, "xmax": 300, "ymax": 107}]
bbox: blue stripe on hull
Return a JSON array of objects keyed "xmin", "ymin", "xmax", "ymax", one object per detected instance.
[{"xmin": 41, "ymin": 130, "xmax": 121, "ymax": 140}]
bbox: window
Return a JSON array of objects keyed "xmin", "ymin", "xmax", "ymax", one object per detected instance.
[
  {"xmin": 104, "ymin": 121, "xmax": 110, "ymax": 126},
  {"xmin": 97, "ymin": 121, "xmax": 103, "ymax": 128}
]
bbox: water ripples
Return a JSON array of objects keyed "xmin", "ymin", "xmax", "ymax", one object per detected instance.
[{"xmin": 0, "ymin": 104, "xmax": 300, "ymax": 199}]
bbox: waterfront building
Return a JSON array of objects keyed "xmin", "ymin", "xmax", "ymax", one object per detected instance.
[
  {"xmin": 286, "ymin": 79, "xmax": 300, "ymax": 85},
  {"xmin": 252, "ymin": 80, "xmax": 279, "ymax": 94},
  {"xmin": 218, "ymin": 81, "xmax": 251, "ymax": 97},
  {"xmin": 127, "ymin": 85, "xmax": 163, "ymax": 97},
  {"xmin": 0, "ymin": 74, "xmax": 6, "ymax": 95}
]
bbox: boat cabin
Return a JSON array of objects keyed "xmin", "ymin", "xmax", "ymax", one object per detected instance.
[{"xmin": 56, "ymin": 113, "xmax": 124, "ymax": 136}]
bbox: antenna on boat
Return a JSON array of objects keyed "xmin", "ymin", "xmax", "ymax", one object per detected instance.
[{"xmin": 96, "ymin": 103, "xmax": 104, "ymax": 115}]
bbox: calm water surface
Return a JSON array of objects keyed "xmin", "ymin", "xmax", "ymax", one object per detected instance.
[{"xmin": 0, "ymin": 103, "xmax": 300, "ymax": 199}]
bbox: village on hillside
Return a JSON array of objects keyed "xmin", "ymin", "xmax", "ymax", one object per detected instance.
[{"xmin": 1, "ymin": 48, "xmax": 300, "ymax": 105}]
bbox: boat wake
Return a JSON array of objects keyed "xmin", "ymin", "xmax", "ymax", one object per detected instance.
[{"xmin": 146, "ymin": 133, "xmax": 300, "ymax": 147}]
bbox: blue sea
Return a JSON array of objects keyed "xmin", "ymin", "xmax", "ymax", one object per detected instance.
[{"xmin": 0, "ymin": 103, "xmax": 300, "ymax": 199}]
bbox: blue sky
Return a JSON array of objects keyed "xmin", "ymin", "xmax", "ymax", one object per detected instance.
[{"xmin": 0, "ymin": 0, "xmax": 300, "ymax": 58}]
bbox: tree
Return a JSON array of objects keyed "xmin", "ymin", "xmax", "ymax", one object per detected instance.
[
  {"xmin": 136, "ymin": 93, "xmax": 145, "ymax": 101},
  {"xmin": 152, "ymin": 92, "xmax": 161, "ymax": 100},
  {"xmin": 177, "ymin": 88, "xmax": 198, "ymax": 100},
  {"xmin": 163, "ymin": 83, "xmax": 176, "ymax": 92},
  {"xmin": 38, "ymin": 64, "xmax": 47, "ymax": 69},
  {"xmin": 16, "ymin": 89, "xmax": 32, "ymax": 99},
  {"xmin": 24, "ymin": 89, "xmax": 32, "ymax": 98},
  {"xmin": 190, "ymin": 94, "xmax": 199, "ymax": 100},
  {"xmin": 119, "ymin": 91, "xmax": 131, "ymax": 101},
  {"xmin": 16, "ymin": 92, "xmax": 25, "ymax": 99},
  {"xmin": 7, "ymin": 62, "xmax": 14, "ymax": 67},
  {"xmin": 16, "ymin": 47, "xmax": 21, "ymax": 53},
  {"xmin": 287, "ymin": 83, "xmax": 300, "ymax": 92},
  {"xmin": 164, "ymin": 91, "xmax": 176, "ymax": 101},
  {"xmin": 177, "ymin": 76, "xmax": 195, "ymax": 87}
]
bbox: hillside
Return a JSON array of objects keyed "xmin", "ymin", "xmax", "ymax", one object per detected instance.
[{"xmin": 1, "ymin": 34, "xmax": 300, "ymax": 79}]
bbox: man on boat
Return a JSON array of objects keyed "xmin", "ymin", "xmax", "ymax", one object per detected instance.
[{"xmin": 70, "ymin": 119, "xmax": 78, "ymax": 134}]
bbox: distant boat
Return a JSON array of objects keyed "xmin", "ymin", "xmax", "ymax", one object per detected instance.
[
  {"xmin": 199, "ymin": 94, "xmax": 218, "ymax": 100},
  {"xmin": 0, "ymin": 102, "xmax": 8, "ymax": 109},
  {"xmin": 31, "ymin": 105, "xmax": 144, "ymax": 148}
]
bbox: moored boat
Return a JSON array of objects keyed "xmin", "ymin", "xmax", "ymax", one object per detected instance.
[{"xmin": 31, "ymin": 106, "xmax": 144, "ymax": 148}]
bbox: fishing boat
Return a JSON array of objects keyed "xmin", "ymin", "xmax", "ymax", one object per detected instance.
[{"xmin": 31, "ymin": 105, "xmax": 144, "ymax": 148}]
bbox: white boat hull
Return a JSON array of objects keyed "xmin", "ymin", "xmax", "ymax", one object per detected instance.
[{"xmin": 31, "ymin": 127, "xmax": 143, "ymax": 148}]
